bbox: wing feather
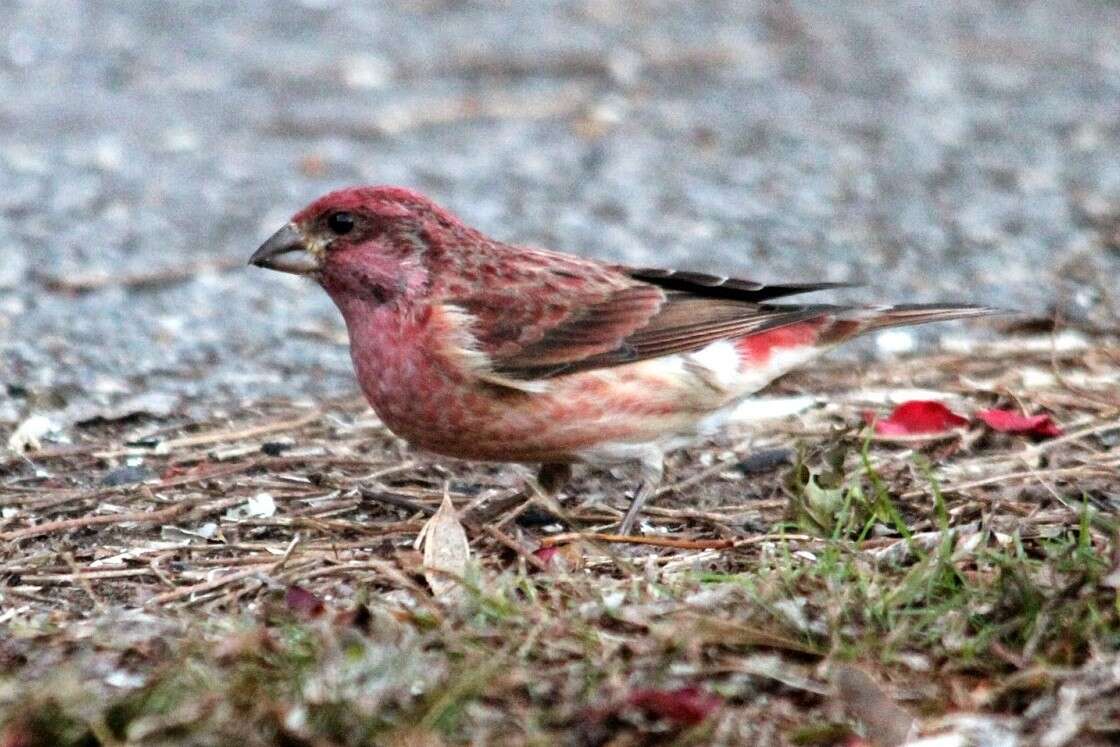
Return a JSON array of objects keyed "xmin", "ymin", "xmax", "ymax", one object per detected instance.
[
  {"xmin": 441, "ymin": 251, "xmax": 853, "ymax": 380},
  {"xmin": 626, "ymin": 267, "xmax": 854, "ymax": 302},
  {"xmin": 440, "ymin": 251, "xmax": 986, "ymax": 383}
]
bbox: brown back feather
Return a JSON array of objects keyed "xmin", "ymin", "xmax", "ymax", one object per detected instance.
[{"xmin": 448, "ymin": 253, "xmax": 997, "ymax": 381}]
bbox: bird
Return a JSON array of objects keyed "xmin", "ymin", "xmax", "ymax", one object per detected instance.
[{"xmin": 250, "ymin": 186, "xmax": 995, "ymax": 533}]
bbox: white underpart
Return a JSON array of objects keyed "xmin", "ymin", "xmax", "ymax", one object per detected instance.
[
  {"xmin": 683, "ymin": 339, "xmax": 742, "ymax": 392},
  {"xmin": 576, "ymin": 439, "xmax": 664, "ymax": 469},
  {"xmin": 442, "ymin": 303, "xmax": 550, "ymax": 393},
  {"xmin": 577, "ymin": 337, "xmax": 829, "ymax": 466},
  {"xmin": 726, "ymin": 395, "xmax": 817, "ymax": 424},
  {"xmin": 670, "ymin": 338, "xmax": 828, "ymax": 413}
]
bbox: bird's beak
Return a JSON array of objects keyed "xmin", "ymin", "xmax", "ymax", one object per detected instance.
[{"xmin": 249, "ymin": 224, "xmax": 320, "ymax": 275}]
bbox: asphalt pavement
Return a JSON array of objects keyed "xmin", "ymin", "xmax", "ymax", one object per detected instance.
[{"xmin": 3, "ymin": 0, "xmax": 1118, "ymax": 425}]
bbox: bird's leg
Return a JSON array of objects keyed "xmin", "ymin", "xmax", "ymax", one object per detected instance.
[
  {"xmin": 536, "ymin": 462, "xmax": 572, "ymax": 497},
  {"xmin": 524, "ymin": 462, "xmax": 573, "ymax": 519},
  {"xmin": 618, "ymin": 451, "xmax": 664, "ymax": 535}
]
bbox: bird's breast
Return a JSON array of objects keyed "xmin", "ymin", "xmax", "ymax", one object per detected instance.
[{"xmin": 342, "ymin": 309, "xmax": 830, "ymax": 464}]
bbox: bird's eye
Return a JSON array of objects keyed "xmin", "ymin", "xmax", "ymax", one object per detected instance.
[{"xmin": 326, "ymin": 211, "xmax": 355, "ymax": 235}]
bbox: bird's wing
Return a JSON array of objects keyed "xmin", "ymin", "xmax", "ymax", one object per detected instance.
[
  {"xmin": 444, "ymin": 256, "xmax": 848, "ymax": 380},
  {"xmin": 624, "ymin": 267, "xmax": 853, "ymax": 302}
]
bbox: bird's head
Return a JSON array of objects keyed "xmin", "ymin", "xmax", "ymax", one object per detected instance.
[{"xmin": 250, "ymin": 185, "xmax": 463, "ymax": 304}]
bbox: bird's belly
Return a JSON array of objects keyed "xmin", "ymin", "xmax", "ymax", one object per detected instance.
[
  {"xmin": 356, "ymin": 338, "xmax": 822, "ymax": 464},
  {"xmin": 364, "ymin": 369, "xmax": 706, "ymax": 463}
]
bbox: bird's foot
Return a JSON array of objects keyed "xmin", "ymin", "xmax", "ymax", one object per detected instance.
[
  {"xmin": 617, "ymin": 453, "xmax": 664, "ymax": 535},
  {"xmin": 521, "ymin": 462, "xmax": 572, "ymax": 523},
  {"xmin": 535, "ymin": 462, "xmax": 572, "ymax": 498}
]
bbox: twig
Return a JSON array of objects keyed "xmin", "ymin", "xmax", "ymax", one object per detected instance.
[
  {"xmin": 538, "ymin": 532, "xmax": 734, "ymax": 550},
  {"xmin": 654, "ymin": 440, "xmax": 754, "ymax": 497},
  {"xmin": 95, "ymin": 411, "xmax": 322, "ymax": 459},
  {"xmin": 62, "ymin": 551, "xmax": 107, "ymax": 611},
  {"xmin": 20, "ymin": 568, "xmax": 157, "ymax": 584},
  {"xmin": 178, "ymin": 559, "xmax": 320, "ymax": 609},
  {"xmin": 478, "ymin": 524, "xmax": 550, "ymax": 571},
  {"xmin": 643, "ymin": 501, "xmax": 787, "ymax": 522},
  {"xmin": 355, "ymin": 461, "xmax": 420, "ymax": 481},
  {"xmin": 359, "ymin": 487, "xmax": 436, "ymax": 516},
  {"xmin": 1, "ymin": 462, "xmax": 248, "ymax": 510},
  {"xmin": 273, "ymin": 534, "xmax": 302, "ymax": 572},
  {"xmin": 734, "ymin": 533, "xmax": 821, "ymax": 546},
  {"xmin": 1, "ymin": 502, "xmax": 195, "ymax": 542},
  {"xmin": 149, "ymin": 552, "xmax": 177, "ymax": 588},
  {"xmin": 291, "ymin": 559, "xmax": 446, "ymax": 619},
  {"xmin": 1020, "ymin": 418, "xmax": 1120, "ymax": 457},
  {"xmin": 145, "ymin": 564, "xmax": 279, "ymax": 607},
  {"xmin": 900, "ymin": 462, "xmax": 1120, "ymax": 500}
]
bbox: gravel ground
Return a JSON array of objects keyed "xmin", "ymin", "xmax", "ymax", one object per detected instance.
[{"xmin": 2, "ymin": 0, "xmax": 1119, "ymax": 424}]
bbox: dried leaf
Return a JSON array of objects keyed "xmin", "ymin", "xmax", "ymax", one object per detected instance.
[
  {"xmin": 794, "ymin": 474, "xmax": 846, "ymax": 535},
  {"xmin": 416, "ymin": 492, "xmax": 470, "ymax": 600},
  {"xmin": 7, "ymin": 415, "xmax": 55, "ymax": 453},
  {"xmin": 160, "ymin": 523, "xmax": 219, "ymax": 542},
  {"xmin": 285, "ymin": 585, "xmax": 325, "ymax": 619},
  {"xmin": 532, "ymin": 542, "xmax": 584, "ymax": 571},
  {"xmin": 832, "ymin": 665, "xmax": 916, "ymax": 747},
  {"xmin": 977, "ymin": 408, "xmax": 1063, "ymax": 438},
  {"xmin": 865, "ymin": 400, "xmax": 968, "ymax": 435},
  {"xmin": 626, "ymin": 686, "xmax": 722, "ymax": 725},
  {"xmin": 224, "ymin": 493, "xmax": 277, "ymax": 520},
  {"xmin": 333, "ymin": 604, "xmax": 373, "ymax": 634}
]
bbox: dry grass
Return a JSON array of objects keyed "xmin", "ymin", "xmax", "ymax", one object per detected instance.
[{"xmin": 1, "ymin": 332, "xmax": 1119, "ymax": 746}]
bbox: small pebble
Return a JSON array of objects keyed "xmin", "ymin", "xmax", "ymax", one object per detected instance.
[
  {"xmin": 260, "ymin": 441, "xmax": 292, "ymax": 456},
  {"xmin": 100, "ymin": 465, "xmax": 154, "ymax": 486},
  {"xmin": 736, "ymin": 448, "xmax": 794, "ymax": 475}
]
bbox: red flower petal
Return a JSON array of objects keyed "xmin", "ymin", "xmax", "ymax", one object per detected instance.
[
  {"xmin": 285, "ymin": 585, "xmax": 325, "ymax": 619},
  {"xmin": 867, "ymin": 400, "xmax": 969, "ymax": 436},
  {"xmin": 977, "ymin": 409, "xmax": 1063, "ymax": 438},
  {"xmin": 533, "ymin": 546, "xmax": 559, "ymax": 564},
  {"xmin": 627, "ymin": 686, "xmax": 722, "ymax": 725}
]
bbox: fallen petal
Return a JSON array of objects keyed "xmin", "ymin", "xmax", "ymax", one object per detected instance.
[
  {"xmin": 866, "ymin": 401, "xmax": 969, "ymax": 435},
  {"xmin": 533, "ymin": 546, "xmax": 559, "ymax": 564},
  {"xmin": 977, "ymin": 408, "xmax": 1063, "ymax": 438}
]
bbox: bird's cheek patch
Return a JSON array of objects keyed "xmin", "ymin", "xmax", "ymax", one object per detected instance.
[{"xmin": 305, "ymin": 236, "xmax": 330, "ymax": 260}]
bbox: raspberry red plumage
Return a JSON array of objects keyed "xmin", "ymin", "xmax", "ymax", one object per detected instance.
[{"xmin": 251, "ymin": 185, "xmax": 997, "ymax": 532}]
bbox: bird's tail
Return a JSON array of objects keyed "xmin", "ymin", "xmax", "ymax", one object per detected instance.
[
  {"xmin": 859, "ymin": 303, "xmax": 1005, "ymax": 331},
  {"xmin": 820, "ymin": 303, "xmax": 1007, "ymax": 344}
]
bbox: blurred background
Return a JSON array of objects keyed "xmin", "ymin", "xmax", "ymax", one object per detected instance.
[{"xmin": 2, "ymin": 0, "xmax": 1119, "ymax": 424}]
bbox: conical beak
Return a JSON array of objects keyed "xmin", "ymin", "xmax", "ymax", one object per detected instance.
[{"xmin": 249, "ymin": 224, "xmax": 320, "ymax": 275}]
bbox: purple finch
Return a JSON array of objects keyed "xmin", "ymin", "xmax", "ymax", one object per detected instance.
[{"xmin": 251, "ymin": 186, "xmax": 994, "ymax": 532}]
